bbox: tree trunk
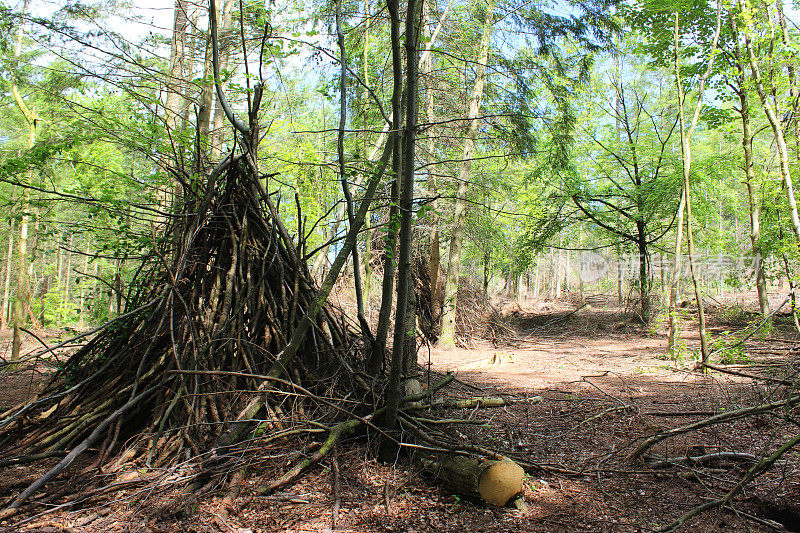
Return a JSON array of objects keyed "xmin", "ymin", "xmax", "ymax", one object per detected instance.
[
  {"xmin": 740, "ymin": 1, "xmax": 800, "ymax": 250},
  {"xmin": 384, "ymin": 0, "xmax": 420, "ymax": 430},
  {"xmin": 79, "ymin": 236, "xmax": 90, "ymax": 328},
  {"xmin": 115, "ymin": 258, "xmax": 123, "ymax": 316},
  {"xmin": 674, "ymin": 12, "xmax": 711, "ymax": 363},
  {"xmin": 368, "ymin": 0, "xmax": 405, "ymax": 375},
  {"xmin": 210, "ymin": 0, "xmax": 234, "ymax": 158},
  {"xmin": 668, "ymin": 190, "xmax": 686, "ymax": 355},
  {"xmin": 363, "ymin": 11, "xmax": 374, "ymax": 319},
  {"xmin": 65, "ymin": 234, "xmax": 74, "ymax": 321},
  {"xmin": 416, "ymin": 454, "xmax": 524, "ymax": 506},
  {"xmin": 10, "ymin": 0, "xmax": 33, "ymax": 362},
  {"xmin": 732, "ymin": 27, "xmax": 768, "ymax": 315},
  {"xmin": 637, "ymin": 221, "xmax": 650, "ymax": 323},
  {"xmin": 616, "ymin": 241, "xmax": 623, "ymax": 304},
  {"xmin": 335, "ymin": 0, "xmax": 370, "ymax": 340},
  {"xmin": 165, "ymin": 0, "xmax": 188, "ymax": 162},
  {"xmin": 423, "ymin": 1, "xmax": 443, "ymax": 332},
  {"xmin": 1, "ymin": 223, "xmax": 13, "ymax": 329},
  {"xmin": 197, "ymin": 8, "xmax": 215, "ymax": 141},
  {"xmin": 554, "ymin": 236, "xmax": 563, "ymax": 300},
  {"xmin": 439, "ymin": 4, "xmax": 494, "ymax": 348},
  {"xmin": 483, "ymin": 247, "xmax": 490, "ymax": 297},
  {"xmin": 403, "ymin": 282, "xmax": 417, "ymax": 376},
  {"xmin": 11, "ymin": 200, "xmax": 29, "ymax": 362}
]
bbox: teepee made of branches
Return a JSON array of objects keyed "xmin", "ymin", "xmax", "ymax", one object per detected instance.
[{"xmin": 0, "ymin": 112, "xmax": 378, "ymax": 516}]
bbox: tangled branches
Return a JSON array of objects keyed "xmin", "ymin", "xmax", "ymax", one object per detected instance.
[{"xmin": 0, "ymin": 155, "xmax": 368, "ymax": 518}]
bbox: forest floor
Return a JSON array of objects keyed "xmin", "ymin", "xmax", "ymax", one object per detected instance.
[{"xmin": 1, "ymin": 293, "xmax": 800, "ymax": 532}]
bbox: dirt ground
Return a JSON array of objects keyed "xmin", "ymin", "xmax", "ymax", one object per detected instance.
[{"xmin": 1, "ymin": 295, "xmax": 800, "ymax": 532}]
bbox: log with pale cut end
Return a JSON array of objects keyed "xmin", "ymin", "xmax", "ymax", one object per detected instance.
[{"xmin": 417, "ymin": 454, "xmax": 524, "ymax": 506}]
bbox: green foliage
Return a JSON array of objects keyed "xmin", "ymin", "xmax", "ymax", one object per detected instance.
[{"xmin": 712, "ymin": 334, "xmax": 748, "ymax": 365}]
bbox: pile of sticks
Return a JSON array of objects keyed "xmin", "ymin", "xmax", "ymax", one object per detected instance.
[{"xmin": 0, "ymin": 155, "xmax": 363, "ymax": 518}]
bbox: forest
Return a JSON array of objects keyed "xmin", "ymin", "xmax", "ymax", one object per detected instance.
[{"xmin": 1, "ymin": 0, "xmax": 800, "ymax": 530}]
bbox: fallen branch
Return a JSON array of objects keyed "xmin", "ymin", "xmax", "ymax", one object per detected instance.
[
  {"xmin": 407, "ymin": 395, "xmax": 543, "ymax": 411},
  {"xmin": 630, "ymin": 394, "xmax": 800, "ymax": 462},
  {"xmin": 645, "ymin": 451, "xmax": 757, "ymax": 469},
  {"xmin": 657, "ymin": 433, "xmax": 800, "ymax": 532},
  {"xmin": 0, "ymin": 384, "xmax": 160, "ymax": 516},
  {"xmin": 702, "ymin": 363, "xmax": 797, "ymax": 387}
]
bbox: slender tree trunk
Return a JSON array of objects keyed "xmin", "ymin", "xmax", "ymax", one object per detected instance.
[
  {"xmin": 423, "ymin": 1, "xmax": 444, "ymax": 331},
  {"xmin": 483, "ymin": 248, "xmax": 490, "ymax": 297},
  {"xmin": 402, "ymin": 276, "xmax": 417, "ymax": 376},
  {"xmin": 64, "ymin": 234, "xmax": 74, "ymax": 322},
  {"xmin": 732, "ymin": 28, "xmax": 769, "ymax": 314},
  {"xmin": 674, "ymin": 12, "xmax": 710, "ymax": 363},
  {"xmin": 775, "ymin": 196, "xmax": 800, "ymax": 331},
  {"xmin": 0, "ymin": 237, "xmax": 6, "ymax": 328},
  {"xmin": 335, "ymin": 0, "xmax": 370, "ymax": 340},
  {"xmin": 115, "ymin": 258, "xmax": 123, "ymax": 316},
  {"xmin": 165, "ymin": 0, "xmax": 188, "ymax": 170},
  {"xmin": 554, "ymin": 236, "xmax": 563, "ymax": 300},
  {"xmin": 614, "ymin": 53, "xmax": 624, "ymax": 308},
  {"xmin": 668, "ymin": 191, "xmax": 686, "ymax": 355},
  {"xmin": 362, "ymin": 1, "xmax": 373, "ymax": 317},
  {"xmin": 1, "ymin": 229, "xmax": 12, "ymax": 329},
  {"xmin": 439, "ymin": 4, "xmax": 494, "ymax": 348},
  {"xmin": 578, "ymin": 226, "xmax": 584, "ymax": 305},
  {"xmin": 10, "ymin": 0, "xmax": 33, "ymax": 362},
  {"xmin": 180, "ymin": 7, "xmax": 198, "ymax": 135},
  {"xmin": 210, "ymin": 0, "xmax": 234, "ymax": 158},
  {"xmin": 740, "ymin": 0, "xmax": 800, "ymax": 250},
  {"xmin": 56, "ymin": 237, "xmax": 64, "ymax": 299},
  {"xmin": 92, "ymin": 259, "xmax": 99, "ymax": 320},
  {"xmin": 384, "ymin": 0, "xmax": 420, "ymax": 430},
  {"xmin": 11, "ymin": 200, "xmax": 29, "ymax": 362},
  {"xmin": 637, "ymin": 222, "xmax": 650, "ymax": 322},
  {"xmin": 197, "ymin": 9, "xmax": 215, "ymax": 141},
  {"xmin": 79, "ymin": 236, "xmax": 90, "ymax": 328},
  {"xmin": 616, "ymin": 241, "xmax": 623, "ymax": 304},
  {"xmin": 368, "ymin": 0, "xmax": 404, "ymax": 375}
]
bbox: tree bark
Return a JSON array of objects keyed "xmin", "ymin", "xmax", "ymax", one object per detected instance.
[
  {"xmin": 739, "ymin": 0, "xmax": 800, "ymax": 250},
  {"xmin": 64, "ymin": 234, "xmax": 74, "ymax": 321},
  {"xmin": 732, "ymin": 21, "xmax": 769, "ymax": 316},
  {"xmin": 165, "ymin": 0, "xmax": 189, "ymax": 165},
  {"xmin": 439, "ymin": 4, "xmax": 494, "ymax": 348},
  {"xmin": 384, "ymin": 0, "xmax": 420, "ymax": 429},
  {"xmin": 11, "ymin": 0, "xmax": 33, "ymax": 362},
  {"xmin": 79, "ymin": 235, "xmax": 90, "ymax": 328},
  {"xmin": 636, "ymin": 226, "xmax": 649, "ymax": 322},
  {"xmin": 423, "ymin": 1, "xmax": 444, "ymax": 333},
  {"xmin": 1, "ymin": 222, "xmax": 13, "ymax": 329},
  {"xmin": 335, "ymin": 0, "xmax": 371, "ymax": 341},
  {"xmin": 669, "ymin": 7, "xmax": 721, "ymax": 362},
  {"xmin": 368, "ymin": 1, "xmax": 405, "ymax": 375},
  {"xmin": 416, "ymin": 454, "xmax": 524, "ymax": 506},
  {"xmin": 674, "ymin": 13, "xmax": 710, "ymax": 362},
  {"xmin": 210, "ymin": 0, "xmax": 235, "ymax": 158},
  {"xmin": 197, "ymin": 6, "xmax": 215, "ymax": 141}
]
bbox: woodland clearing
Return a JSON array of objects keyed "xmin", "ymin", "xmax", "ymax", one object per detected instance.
[{"xmin": 1, "ymin": 293, "xmax": 798, "ymax": 533}]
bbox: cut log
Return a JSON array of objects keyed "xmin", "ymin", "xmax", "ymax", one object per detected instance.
[{"xmin": 417, "ymin": 453, "xmax": 524, "ymax": 506}]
